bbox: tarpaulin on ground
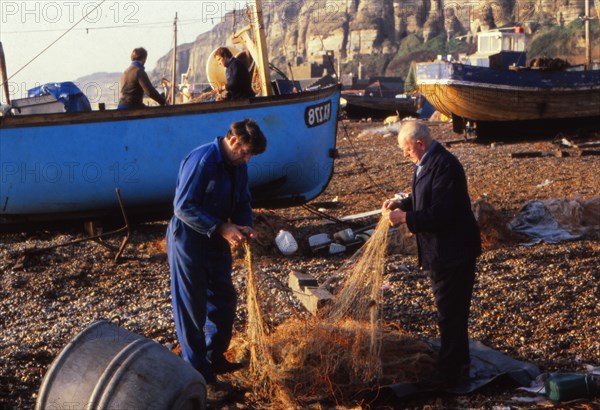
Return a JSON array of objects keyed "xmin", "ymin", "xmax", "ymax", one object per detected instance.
[
  {"xmin": 387, "ymin": 340, "xmax": 541, "ymax": 398},
  {"xmin": 509, "ymin": 197, "xmax": 600, "ymax": 243},
  {"xmin": 28, "ymin": 82, "xmax": 91, "ymax": 113}
]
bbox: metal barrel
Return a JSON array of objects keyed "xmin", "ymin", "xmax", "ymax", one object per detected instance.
[{"xmin": 36, "ymin": 320, "xmax": 206, "ymax": 410}]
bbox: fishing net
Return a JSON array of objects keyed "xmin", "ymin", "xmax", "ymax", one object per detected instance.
[
  {"xmin": 242, "ymin": 213, "xmax": 435, "ymax": 408},
  {"xmin": 188, "ymin": 89, "xmax": 219, "ymax": 103},
  {"xmin": 243, "ymin": 242, "xmax": 298, "ymax": 408},
  {"xmin": 321, "ymin": 214, "xmax": 392, "ymax": 380}
]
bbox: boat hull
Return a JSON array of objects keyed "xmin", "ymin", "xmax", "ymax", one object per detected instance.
[
  {"xmin": 416, "ymin": 62, "xmax": 600, "ymax": 123},
  {"xmin": 341, "ymin": 93, "xmax": 418, "ymax": 118},
  {"xmin": 0, "ymin": 86, "xmax": 340, "ymax": 222}
]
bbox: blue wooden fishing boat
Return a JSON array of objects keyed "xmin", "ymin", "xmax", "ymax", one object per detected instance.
[
  {"xmin": 0, "ymin": 86, "xmax": 340, "ymax": 223},
  {"xmin": 415, "ymin": 28, "xmax": 600, "ymax": 136},
  {"xmin": 0, "ymin": 0, "xmax": 341, "ymax": 224}
]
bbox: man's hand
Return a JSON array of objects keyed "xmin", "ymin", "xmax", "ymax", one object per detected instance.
[
  {"xmin": 383, "ymin": 192, "xmax": 410, "ymax": 211},
  {"xmin": 217, "ymin": 223, "xmax": 254, "ymax": 247},
  {"xmin": 388, "ymin": 209, "xmax": 407, "ymax": 226},
  {"xmin": 238, "ymin": 226, "xmax": 256, "ymax": 240},
  {"xmin": 382, "ymin": 199, "xmax": 399, "ymax": 210}
]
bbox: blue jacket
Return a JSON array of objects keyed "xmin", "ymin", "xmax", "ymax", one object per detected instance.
[
  {"xmin": 398, "ymin": 141, "xmax": 481, "ymax": 271},
  {"xmin": 172, "ymin": 138, "xmax": 253, "ymax": 238}
]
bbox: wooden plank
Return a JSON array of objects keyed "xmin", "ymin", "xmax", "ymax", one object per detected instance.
[
  {"xmin": 339, "ymin": 209, "xmax": 382, "ymax": 221},
  {"xmin": 446, "ymin": 138, "xmax": 476, "ymax": 147},
  {"xmin": 511, "ymin": 151, "xmax": 561, "ymax": 158},
  {"xmin": 288, "ymin": 272, "xmax": 333, "ymax": 315},
  {"xmin": 511, "ymin": 151, "xmax": 544, "ymax": 158},
  {"xmin": 288, "ymin": 271, "xmax": 318, "ymax": 291},
  {"xmin": 576, "ymin": 141, "xmax": 600, "ymax": 149}
]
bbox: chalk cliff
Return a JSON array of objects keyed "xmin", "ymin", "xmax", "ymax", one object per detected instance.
[{"xmin": 151, "ymin": 0, "xmax": 591, "ymax": 84}]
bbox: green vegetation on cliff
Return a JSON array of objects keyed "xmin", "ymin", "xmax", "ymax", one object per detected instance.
[{"xmin": 528, "ymin": 19, "xmax": 599, "ymax": 62}]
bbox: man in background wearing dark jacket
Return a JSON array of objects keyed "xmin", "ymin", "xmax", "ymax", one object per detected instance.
[
  {"xmin": 118, "ymin": 47, "xmax": 166, "ymax": 109},
  {"xmin": 214, "ymin": 47, "xmax": 255, "ymax": 100},
  {"xmin": 383, "ymin": 120, "xmax": 482, "ymax": 387}
]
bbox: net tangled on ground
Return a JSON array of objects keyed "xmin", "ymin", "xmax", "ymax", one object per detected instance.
[
  {"xmin": 242, "ymin": 214, "xmax": 435, "ymax": 408},
  {"xmin": 243, "ymin": 242, "xmax": 298, "ymax": 408}
]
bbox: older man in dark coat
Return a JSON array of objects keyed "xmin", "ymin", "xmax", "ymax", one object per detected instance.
[{"xmin": 383, "ymin": 120, "xmax": 481, "ymax": 386}]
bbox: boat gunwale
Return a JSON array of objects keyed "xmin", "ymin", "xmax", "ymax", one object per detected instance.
[
  {"xmin": 415, "ymin": 61, "xmax": 600, "ymax": 87},
  {"xmin": 416, "ymin": 78, "xmax": 600, "ymax": 92},
  {"xmin": 0, "ymin": 84, "xmax": 341, "ymax": 129}
]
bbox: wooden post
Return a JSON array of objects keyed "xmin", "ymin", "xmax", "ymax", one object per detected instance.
[
  {"xmin": 0, "ymin": 42, "xmax": 11, "ymax": 106},
  {"xmin": 585, "ymin": 0, "xmax": 591, "ymax": 70},
  {"xmin": 171, "ymin": 13, "xmax": 178, "ymax": 105},
  {"xmin": 251, "ymin": 0, "xmax": 273, "ymax": 96}
]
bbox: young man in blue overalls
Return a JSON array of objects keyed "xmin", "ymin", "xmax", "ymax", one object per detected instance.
[{"xmin": 167, "ymin": 119, "xmax": 267, "ymax": 398}]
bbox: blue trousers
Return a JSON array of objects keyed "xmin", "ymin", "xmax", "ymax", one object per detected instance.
[
  {"xmin": 166, "ymin": 217, "xmax": 237, "ymax": 383},
  {"xmin": 429, "ymin": 259, "xmax": 476, "ymax": 375}
]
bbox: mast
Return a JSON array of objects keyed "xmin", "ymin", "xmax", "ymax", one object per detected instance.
[
  {"xmin": 251, "ymin": 0, "xmax": 273, "ymax": 96},
  {"xmin": 585, "ymin": 0, "xmax": 591, "ymax": 69},
  {"xmin": 171, "ymin": 13, "xmax": 178, "ymax": 104},
  {"xmin": 0, "ymin": 42, "xmax": 10, "ymax": 106}
]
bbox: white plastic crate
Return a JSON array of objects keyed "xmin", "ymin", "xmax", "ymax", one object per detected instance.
[{"xmin": 11, "ymin": 95, "xmax": 64, "ymax": 115}]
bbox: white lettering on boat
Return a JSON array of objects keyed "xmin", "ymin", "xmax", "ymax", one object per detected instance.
[{"xmin": 305, "ymin": 101, "xmax": 332, "ymax": 128}]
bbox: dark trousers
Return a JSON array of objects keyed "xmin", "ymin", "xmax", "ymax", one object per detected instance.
[
  {"xmin": 167, "ymin": 217, "xmax": 237, "ymax": 383},
  {"xmin": 429, "ymin": 259, "xmax": 476, "ymax": 375}
]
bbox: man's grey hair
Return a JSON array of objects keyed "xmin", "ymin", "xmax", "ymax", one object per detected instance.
[{"xmin": 399, "ymin": 119, "xmax": 433, "ymax": 145}]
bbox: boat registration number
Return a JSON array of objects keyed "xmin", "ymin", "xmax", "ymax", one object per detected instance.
[{"xmin": 305, "ymin": 101, "xmax": 332, "ymax": 128}]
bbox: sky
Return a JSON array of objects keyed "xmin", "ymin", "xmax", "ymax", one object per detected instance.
[{"xmin": 0, "ymin": 0, "xmax": 234, "ymax": 100}]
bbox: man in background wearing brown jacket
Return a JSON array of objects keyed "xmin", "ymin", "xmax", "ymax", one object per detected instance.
[{"xmin": 118, "ymin": 47, "xmax": 166, "ymax": 109}]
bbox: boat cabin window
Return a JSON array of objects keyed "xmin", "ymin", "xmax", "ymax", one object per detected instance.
[
  {"xmin": 478, "ymin": 34, "xmax": 501, "ymax": 53},
  {"xmin": 502, "ymin": 35, "xmax": 526, "ymax": 52},
  {"xmin": 478, "ymin": 32, "xmax": 527, "ymax": 54}
]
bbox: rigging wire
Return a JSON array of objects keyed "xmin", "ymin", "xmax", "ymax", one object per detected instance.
[
  {"xmin": 338, "ymin": 120, "xmax": 390, "ymax": 203},
  {"xmin": 312, "ymin": 27, "xmax": 389, "ymax": 203},
  {"xmin": 301, "ymin": 204, "xmax": 361, "ymax": 228},
  {"xmin": 314, "ymin": 25, "xmax": 389, "ymax": 205},
  {"xmin": 501, "ymin": 4, "xmax": 537, "ymax": 65},
  {"xmin": 2, "ymin": 0, "xmax": 107, "ymax": 84},
  {"xmin": 316, "ymin": 31, "xmax": 338, "ymax": 79},
  {"xmin": 0, "ymin": 17, "xmax": 216, "ymax": 35}
]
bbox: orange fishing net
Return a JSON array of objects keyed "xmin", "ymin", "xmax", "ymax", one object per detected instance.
[{"xmin": 241, "ymin": 214, "xmax": 435, "ymax": 408}]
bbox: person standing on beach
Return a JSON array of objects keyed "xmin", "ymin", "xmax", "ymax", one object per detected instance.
[
  {"xmin": 383, "ymin": 120, "xmax": 481, "ymax": 387},
  {"xmin": 213, "ymin": 47, "xmax": 255, "ymax": 100},
  {"xmin": 166, "ymin": 119, "xmax": 266, "ymax": 397},
  {"xmin": 118, "ymin": 47, "xmax": 166, "ymax": 109}
]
